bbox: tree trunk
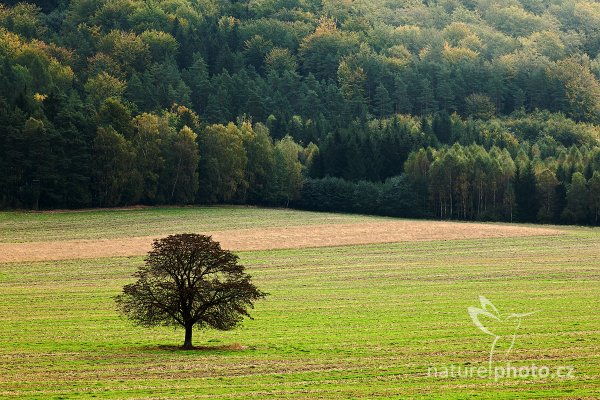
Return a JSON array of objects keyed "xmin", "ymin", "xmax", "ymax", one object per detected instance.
[{"xmin": 183, "ymin": 325, "xmax": 193, "ymax": 349}]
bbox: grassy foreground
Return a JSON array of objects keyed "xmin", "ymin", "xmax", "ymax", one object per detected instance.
[{"xmin": 0, "ymin": 207, "xmax": 599, "ymax": 398}]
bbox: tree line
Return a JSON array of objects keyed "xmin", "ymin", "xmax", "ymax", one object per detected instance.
[
  {"xmin": 299, "ymin": 139, "xmax": 600, "ymax": 225},
  {"xmin": 2, "ymin": 0, "xmax": 600, "ymax": 225},
  {"xmin": 0, "ymin": 102, "xmax": 313, "ymax": 208}
]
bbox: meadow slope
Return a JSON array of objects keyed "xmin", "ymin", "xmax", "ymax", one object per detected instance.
[{"xmin": 0, "ymin": 207, "xmax": 598, "ymax": 399}]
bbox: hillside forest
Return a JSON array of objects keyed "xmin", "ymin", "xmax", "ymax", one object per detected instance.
[{"xmin": 2, "ymin": 0, "xmax": 600, "ymax": 224}]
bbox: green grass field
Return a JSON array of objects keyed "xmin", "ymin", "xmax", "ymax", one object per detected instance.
[
  {"xmin": 0, "ymin": 207, "xmax": 599, "ymax": 399},
  {"xmin": 0, "ymin": 206, "xmax": 384, "ymax": 243}
]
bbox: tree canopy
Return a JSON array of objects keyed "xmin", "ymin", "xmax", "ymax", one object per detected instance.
[{"xmin": 115, "ymin": 234, "xmax": 266, "ymax": 349}]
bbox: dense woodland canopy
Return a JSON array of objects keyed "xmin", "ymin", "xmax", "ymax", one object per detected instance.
[{"xmin": 2, "ymin": 0, "xmax": 600, "ymax": 224}]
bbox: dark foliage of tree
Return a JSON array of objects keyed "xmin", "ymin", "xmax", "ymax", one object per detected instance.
[
  {"xmin": 515, "ymin": 163, "xmax": 539, "ymax": 222},
  {"xmin": 296, "ymin": 175, "xmax": 425, "ymax": 218},
  {"xmin": 115, "ymin": 234, "xmax": 266, "ymax": 349}
]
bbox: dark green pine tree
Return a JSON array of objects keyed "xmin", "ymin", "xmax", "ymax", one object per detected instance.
[
  {"xmin": 515, "ymin": 163, "xmax": 538, "ymax": 222},
  {"xmin": 417, "ymin": 78, "xmax": 437, "ymax": 115},
  {"xmin": 554, "ymin": 182, "xmax": 567, "ymax": 222},
  {"xmin": 393, "ymin": 77, "xmax": 412, "ymax": 114},
  {"xmin": 374, "ymin": 83, "xmax": 392, "ymax": 118},
  {"xmin": 432, "ymin": 111, "xmax": 452, "ymax": 144},
  {"xmin": 181, "ymin": 54, "xmax": 211, "ymax": 113},
  {"xmin": 436, "ymin": 67, "xmax": 455, "ymax": 112}
]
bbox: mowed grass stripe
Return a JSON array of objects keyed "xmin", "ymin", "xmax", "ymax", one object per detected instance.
[
  {"xmin": 0, "ymin": 231, "xmax": 599, "ymax": 398},
  {"xmin": 0, "ymin": 207, "xmax": 386, "ymax": 243}
]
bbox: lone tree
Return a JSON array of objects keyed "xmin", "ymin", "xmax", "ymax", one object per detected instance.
[{"xmin": 115, "ymin": 234, "xmax": 266, "ymax": 349}]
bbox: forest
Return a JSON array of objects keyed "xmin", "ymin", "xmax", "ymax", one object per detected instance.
[{"xmin": 1, "ymin": 0, "xmax": 600, "ymax": 224}]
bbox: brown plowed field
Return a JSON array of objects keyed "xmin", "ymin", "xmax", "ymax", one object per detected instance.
[{"xmin": 0, "ymin": 220, "xmax": 562, "ymax": 262}]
